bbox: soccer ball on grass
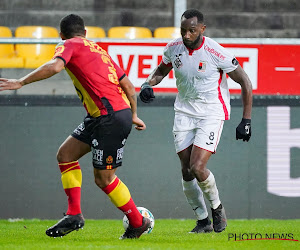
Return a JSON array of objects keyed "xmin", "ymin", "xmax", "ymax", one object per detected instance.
[{"xmin": 122, "ymin": 206, "xmax": 155, "ymax": 234}]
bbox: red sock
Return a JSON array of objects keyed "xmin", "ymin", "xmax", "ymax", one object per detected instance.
[
  {"xmin": 119, "ymin": 198, "xmax": 143, "ymax": 227},
  {"xmin": 59, "ymin": 161, "xmax": 82, "ymax": 215},
  {"xmin": 102, "ymin": 176, "xmax": 143, "ymax": 228}
]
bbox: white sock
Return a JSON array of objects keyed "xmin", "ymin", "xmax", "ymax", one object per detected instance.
[
  {"xmin": 182, "ymin": 178, "xmax": 208, "ymax": 220},
  {"xmin": 198, "ymin": 172, "xmax": 221, "ymax": 210}
]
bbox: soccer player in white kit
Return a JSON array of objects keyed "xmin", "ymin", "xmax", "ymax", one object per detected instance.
[{"xmin": 140, "ymin": 9, "xmax": 252, "ymax": 233}]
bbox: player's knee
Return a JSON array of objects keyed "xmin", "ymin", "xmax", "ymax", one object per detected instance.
[
  {"xmin": 56, "ymin": 148, "xmax": 67, "ymax": 163},
  {"xmin": 94, "ymin": 175, "xmax": 111, "ymax": 189},
  {"xmin": 56, "ymin": 150, "xmax": 63, "ymax": 163},
  {"xmin": 190, "ymin": 160, "xmax": 207, "ymax": 176},
  {"xmin": 56, "ymin": 147, "xmax": 73, "ymax": 163},
  {"xmin": 56, "ymin": 145, "xmax": 76, "ymax": 163},
  {"xmin": 94, "ymin": 178, "xmax": 109, "ymax": 189},
  {"xmin": 94, "ymin": 177, "xmax": 102, "ymax": 188}
]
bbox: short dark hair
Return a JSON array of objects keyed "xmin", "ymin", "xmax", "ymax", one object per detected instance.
[
  {"xmin": 181, "ymin": 9, "xmax": 204, "ymax": 23},
  {"xmin": 60, "ymin": 14, "xmax": 85, "ymax": 39}
]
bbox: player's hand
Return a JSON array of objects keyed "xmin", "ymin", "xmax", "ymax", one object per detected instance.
[
  {"xmin": 0, "ymin": 78, "xmax": 22, "ymax": 91},
  {"xmin": 139, "ymin": 82, "xmax": 155, "ymax": 103},
  {"xmin": 236, "ymin": 118, "xmax": 251, "ymax": 142},
  {"xmin": 132, "ymin": 114, "xmax": 146, "ymax": 131}
]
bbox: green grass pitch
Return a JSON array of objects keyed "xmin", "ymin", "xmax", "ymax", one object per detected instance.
[{"xmin": 0, "ymin": 219, "xmax": 299, "ymax": 249}]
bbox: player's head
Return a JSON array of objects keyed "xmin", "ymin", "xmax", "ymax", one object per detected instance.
[
  {"xmin": 60, "ymin": 14, "xmax": 86, "ymax": 40},
  {"xmin": 181, "ymin": 9, "xmax": 206, "ymax": 49}
]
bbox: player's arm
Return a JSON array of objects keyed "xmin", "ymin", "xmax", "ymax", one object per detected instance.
[
  {"xmin": 227, "ymin": 65, "xmax": 252, "ymax": 119},
  {"xmin": 139, "ymin": 62, "xmax": 173, "ymax": 103},
  {"xmin": 147, "ymin": 62, "xmax": 173, "ymax": 87},
  {"xmin": 0, "ymin": 58, "xmax": 65, "ymax": 91},
  {"xmin": 227, "ymin": 64, "xmax": 253, "ymax": 141},
  {"xmin": 119, "ymin": 75, "xmax": 146, "ymax": 131}
]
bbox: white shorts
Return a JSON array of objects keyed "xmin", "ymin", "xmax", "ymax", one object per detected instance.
[{"xmin": 173, "ymin": 113, "xmax": 224, "ymax": 153}]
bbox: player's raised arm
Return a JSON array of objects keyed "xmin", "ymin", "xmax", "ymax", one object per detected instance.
[
  {"xmin": 139, "ymin": 62, "xmax": 173, "ymax": 103},
  {"xmin": 227, "ymin": 64, "xmax": 253, "ymax": 141},
  {"xmin": 0, "ymin": 58, "xmax": 65, "ymax": 91}
]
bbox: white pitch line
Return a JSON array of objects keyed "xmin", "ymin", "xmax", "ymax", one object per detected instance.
[{"xmin": 275, "ymin": 67, "xmax": 295, "ymax": 71}]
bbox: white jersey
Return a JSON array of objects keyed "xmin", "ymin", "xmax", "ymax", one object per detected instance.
[{"xmin": 162, "ymin": 36, "xmax": 238, "ymax": 120}]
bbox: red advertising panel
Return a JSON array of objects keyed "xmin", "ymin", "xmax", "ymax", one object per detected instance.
[{"xmin": 98, "ymin": 41, "xmax": 300, "ymax": 95}]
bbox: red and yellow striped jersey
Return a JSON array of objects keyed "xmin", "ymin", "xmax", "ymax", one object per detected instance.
[{"xmin": 53, "ymin": 37, "xmax": 130, "ymax": 117}]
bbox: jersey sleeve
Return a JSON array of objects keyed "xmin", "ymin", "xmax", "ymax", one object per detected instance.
[
  {"xmin": 216, "ymin": 44, "xmax": 238, "ymax": 73},
  {"xmin": 52, "ymin": 40, "xmax": 74, "ymax": 65},
  {"xmin": 111, "ymin": 58, "xmax": 126, "ymax": 80},
  {"xmin": 162, "ymin": 45, "xmax": 172, "ymax": 67}
]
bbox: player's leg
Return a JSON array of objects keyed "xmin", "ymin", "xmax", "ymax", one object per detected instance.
[
  {"xmin": 46, "ymin": 119, "xmax": 92, "ymax": 237},
  {"xmin": 92, "ymin": 109, "xmax": 150, "ymax": 239},
  {"xmin": 177, "ymin": 145, "xmax": 212, "ymax": 233},
  {"xmin": 173, "ymin": 114, "xmax": 212, "ymax": 233},
  {"xmin": 94, "ymin": 168, "xmax": 143, "ymax": 227},
  {"xmin": 56, "ymin": 135, "xmax": 91, "ymax": 214},
  {"xmin": 191, "ymin": 119, "xmax": 227, "ymax": 233},
  {"xmin": 94, "ymin": 168, "xmax": 150, "ymax": 239},
  {"xmin": 190, "ymin": 147, "xmax": 220, "ymax": 205}
]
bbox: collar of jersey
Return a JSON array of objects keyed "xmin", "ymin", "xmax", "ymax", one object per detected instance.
[{"xmin": 187, "ymin": 36, "xmax": 205, "ymax": 55}]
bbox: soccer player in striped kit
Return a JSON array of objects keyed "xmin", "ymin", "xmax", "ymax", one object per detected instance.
[
  {"xmin": 0, "ymin": 14, "xmax": 150, "ymax": 239},
  {"xmin": 140, "ymin": 9, "xmax": 253, "ymax": 233}
]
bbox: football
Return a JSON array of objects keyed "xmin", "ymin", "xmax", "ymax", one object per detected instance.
[{"xmin": 123, "ymin": 206, "xmax": 155, "ymax": 234}]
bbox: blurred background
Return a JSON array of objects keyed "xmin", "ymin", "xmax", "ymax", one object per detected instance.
[
  {"xmin": 0, "ymin": 0, "xmax": 299, "ymax": 220},
  {"xmin": 1, "ymin": 0, "xmax": 299, "ymax": 38}
]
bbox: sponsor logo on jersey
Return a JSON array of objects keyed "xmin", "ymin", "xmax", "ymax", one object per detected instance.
[
  {"xmin": 166, "ymin": 41, "xmax": 184, "ymax": 48},
  {"xmin": 204, "ymin": 45, "xmax": 226, "ymax": 60},
  {"xmin": 198, "ymin": 61, "xmax": 207, "ymax": 72}
]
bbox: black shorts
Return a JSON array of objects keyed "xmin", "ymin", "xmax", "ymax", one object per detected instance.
[{"xmin": 71, "ymin": 109, "xmax": 132, "ymax": 170}]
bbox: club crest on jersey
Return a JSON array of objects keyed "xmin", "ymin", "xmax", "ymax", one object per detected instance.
[
  {"xmin": 174, "ymin": 54, "xmax": 183, "ymax": 69},
  {"xmin": 198, "ymin": 61, "xmax": 207, "ymax": 72}
]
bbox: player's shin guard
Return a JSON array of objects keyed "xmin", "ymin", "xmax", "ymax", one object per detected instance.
[
  {"xmin": 182, "ymin": 178, "xmax": 208, "ymax": 220},
  {"xmin": 59, "ymin": 161, "xmax": 82, "ymax": 215},
  {"xmin": 102, "ymin": 176, "xmax": 143, "ymax": 228},
  {"xmin": 198, "ymin": 171, "xmax": 221, "ymax": 209}
]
